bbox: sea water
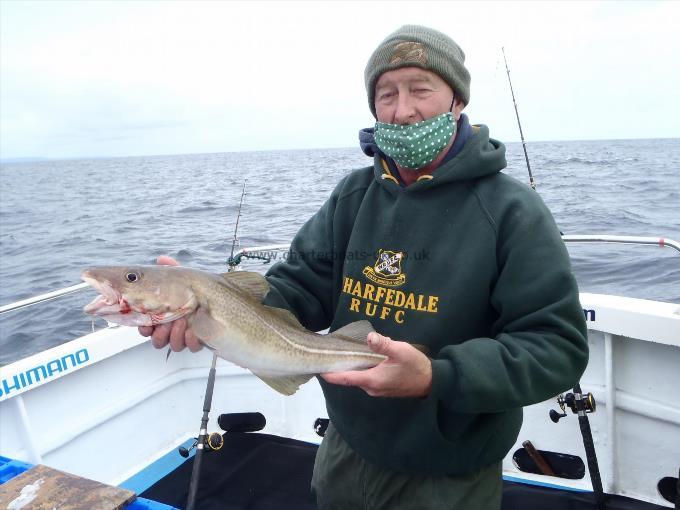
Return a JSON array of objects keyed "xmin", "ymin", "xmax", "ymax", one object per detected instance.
[{"xmin": 1, "ymin": 138, "xmax": 679, "ymax": 364}]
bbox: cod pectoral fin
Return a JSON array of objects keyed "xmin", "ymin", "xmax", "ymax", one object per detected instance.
[
  {"xmin": 221, "ymin": 271, "xmax": 270, "ymax": 301},
  {"xmin": 331, "ymin": 320, "xmax": 375, "ymax": 344},
  {"xmin": 188, "ymin": 307, "xmax": 226, "ymax": 345},
  {"xmin": 252, "ymin": 372, "xmax": 313, "ymax": 396}
]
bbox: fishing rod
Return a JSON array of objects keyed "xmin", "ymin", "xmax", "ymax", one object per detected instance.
[
  {"xmin": 502, "ymin": 47, "xmax": 536, "ymax": 190},
  {"xmin": 573, "ymin": 384, "xmax": 606, "ymax": 510},
  {"xmin": 503, "ymin": 48, "xmax": 604, "ymax": 508},
  {"xmin": 503, "ymin": 46, "xmax": 604, "ymax": 507},
  {"xmin": 185, "ymin": 353, "xmax": 219, "ymax": 510},
  {"xmin": 550, "ymin": 386, "xmax": 606, "ymax": 510},
  {"xmin": 184, "ymin": 180, "xmax": 247, "ymax": 510},
  {"xmin": 228, "ymin": 180, "xmax": 247, "ymax": 267}
]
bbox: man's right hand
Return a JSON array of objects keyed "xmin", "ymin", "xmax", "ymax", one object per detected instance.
[{"xmin": 138, "ymin": 255, "xmax": 203, "ymax": 353}]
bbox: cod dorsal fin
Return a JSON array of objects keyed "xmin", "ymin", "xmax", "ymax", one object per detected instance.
[
  {"xmin": 264, "ymin": 305, "xmax": 304, "ymax": 329},
  {"xmin": 331, "ymin": 320, "xmax": 375, "ymax": 344},
  {"xmin": 252, "ymin": 372, "xmax": 313, "ymax": 396},
  {"xmin": 221, "ymin": 271, "xmax": 270, "ymax": 301}
]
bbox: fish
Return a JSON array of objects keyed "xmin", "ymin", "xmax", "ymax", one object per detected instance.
[{"xmin": 81, "ymin": 265, "xmax": 386, "ymax": 395}]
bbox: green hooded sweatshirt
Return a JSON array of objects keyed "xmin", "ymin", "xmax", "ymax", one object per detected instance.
[{"xmin": 264, "ymin": 125, "xmax": 589, "ymax": 476}]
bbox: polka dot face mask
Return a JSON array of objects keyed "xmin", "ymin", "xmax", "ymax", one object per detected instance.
[{"xmin": 374, "ymin": 112, "xmax": 457, "ymax": 170}]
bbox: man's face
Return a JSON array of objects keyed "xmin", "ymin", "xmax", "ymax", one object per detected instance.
[{"xmin": 374, "ymin": 67, "xmax": 464, "ymax": 125}]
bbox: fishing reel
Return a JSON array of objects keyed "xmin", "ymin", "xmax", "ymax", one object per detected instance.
[
  {"xmin": 227, "ymin": 250, "xmax": 275, "ymax": 268},
  {"xmin": 178, "ymin": 432, "xmax": 224, "ymax": 457},
  {"xmin": 549, "ymin": 391, "xmax": 596, "ymax": 423}
]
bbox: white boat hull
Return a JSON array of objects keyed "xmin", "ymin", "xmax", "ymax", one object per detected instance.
[{"xmin": 1, "ymin": 293, "xmax": 679, "ymax": 507}]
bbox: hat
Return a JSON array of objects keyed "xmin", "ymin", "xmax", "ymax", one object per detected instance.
[{"xmin": 364, "ymin": 25, "xmax": 471, "ymax": 118}]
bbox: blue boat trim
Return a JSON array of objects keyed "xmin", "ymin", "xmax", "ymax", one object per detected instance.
[
  {"xmin": 0, "ymin": 454, "xmax": 179, "ymax": 509},
  {"xmin": 503, "ymin": 474, "xmax": 591, "ymax": 493},
  {"xmin": 0, "ymin": 455, "xmax": 33, "ymax": 484},
  {"xmin": 119, "ymin": 438, "xmax": 195, "ymax": 495}
]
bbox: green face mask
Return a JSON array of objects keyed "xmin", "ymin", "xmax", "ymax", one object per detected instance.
[{"xmin": 374, "ymin": 112, "xmax": 456, "ymax": 170}]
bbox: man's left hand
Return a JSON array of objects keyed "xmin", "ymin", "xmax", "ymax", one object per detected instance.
[{"xmin": 321, "ymin": 332, "xmax": 432, "ymax": 398}]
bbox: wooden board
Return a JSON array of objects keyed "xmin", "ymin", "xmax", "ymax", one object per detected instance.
[{"xmin": 0, "ymin": 464, "xmax": 136, "ymax": 509}]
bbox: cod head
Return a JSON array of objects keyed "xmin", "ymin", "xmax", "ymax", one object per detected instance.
[{"xmin": 81, "ymin": 266, "xmax": 198, "ymax": 327}]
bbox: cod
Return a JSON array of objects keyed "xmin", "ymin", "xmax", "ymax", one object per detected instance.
[{"xmin": 82, "ymin": 265, "xmax": 385, "ymax": 395}]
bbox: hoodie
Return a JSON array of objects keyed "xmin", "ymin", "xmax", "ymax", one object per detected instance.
[{"xmin": 264, "ymin": 123, "xmax": 588, "ymax": 476}]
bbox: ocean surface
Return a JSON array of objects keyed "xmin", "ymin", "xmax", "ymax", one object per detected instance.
[{"xmin": 1, "ymin": 138, "xmax": 679, "ymax": 365}]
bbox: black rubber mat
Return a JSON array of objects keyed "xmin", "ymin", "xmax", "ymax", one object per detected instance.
[{"xmin": 141, "ymin": 431, "xmax": 671, "ymax": 510}]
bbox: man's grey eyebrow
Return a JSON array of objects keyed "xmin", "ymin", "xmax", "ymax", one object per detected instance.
[{"xmin": 376, "ymin": 75, "xmax": 434, "ymax": 89}]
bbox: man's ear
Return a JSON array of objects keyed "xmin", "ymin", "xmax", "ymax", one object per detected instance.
[{"xmin": 453, "ymin": 97, "xmax": 465, "ymax": 120}]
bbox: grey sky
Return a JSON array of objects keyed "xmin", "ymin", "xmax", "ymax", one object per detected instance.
[{"xmin": 1, "ymin": 0, "xmax": 678, "ymax": 159}]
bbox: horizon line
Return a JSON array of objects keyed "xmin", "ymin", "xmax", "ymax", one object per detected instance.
[{"xmin": 2, "ymin": 136, "xmax": 678, "ymax": 164}]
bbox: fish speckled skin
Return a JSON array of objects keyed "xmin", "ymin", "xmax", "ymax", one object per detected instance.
[{"xmin": 82, "ymin": 265, "xmax": 384, "ymax": 395}]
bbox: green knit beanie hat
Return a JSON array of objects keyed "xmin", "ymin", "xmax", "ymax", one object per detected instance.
[{"xmin": 365, "ymin": 25, "xmax": 471, "ymax": 118}]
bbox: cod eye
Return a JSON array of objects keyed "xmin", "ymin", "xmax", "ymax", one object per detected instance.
[{"xmin": 125, "ymin": 272, "xmax": 141, "ymax": 283}]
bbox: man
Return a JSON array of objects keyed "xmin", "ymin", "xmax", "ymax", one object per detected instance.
[{"xmin": 143, "ymin": 25, "xmax": 588, "ymax": 510}]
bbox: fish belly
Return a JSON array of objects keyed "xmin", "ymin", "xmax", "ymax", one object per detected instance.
[{"xmin": 212, "ymin": 326, "xmax": 380, "ymax": 375}]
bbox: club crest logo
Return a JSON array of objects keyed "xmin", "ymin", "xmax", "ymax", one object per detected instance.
[
  {"xmin": 362, "ymin": 249, "xmax": 406, "ymax": 287},
  {"xmin": 390, "ymin": 41, "xmax": 428, "ymax": 65}
]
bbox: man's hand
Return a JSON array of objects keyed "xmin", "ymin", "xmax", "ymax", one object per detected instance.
[
  {"xmin": 321, "ymin": 333, "xmax": 432, "ymax": 398},
  {"xmin": 138, "ymin": 255, "xmax": 202, "ymax": 353}
]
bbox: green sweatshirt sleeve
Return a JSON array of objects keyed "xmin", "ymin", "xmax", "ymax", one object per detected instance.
[
  {"xmin": 430, "ymin": 183, "xmax": 589, "ymax": 414},
  {"xmin": 262, "ymin": 185, "xmax": 340, "ymax": 332}
]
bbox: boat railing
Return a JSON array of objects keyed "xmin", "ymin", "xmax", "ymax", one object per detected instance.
[
  {"xmin": 0, "ymin": 282, "xmax": 90, "ymax": 315},
  {"xmin": 0, "ymin": 236, "xmax": 678, "ymax": 316},
  {"xmin": 561, "ymin": 235, "xmax": 680, "ymax": 253}
]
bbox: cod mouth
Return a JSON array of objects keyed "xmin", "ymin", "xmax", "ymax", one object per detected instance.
[{"xmin": 81, "ymin": 272, "xmax": 122, "ymax": 314}]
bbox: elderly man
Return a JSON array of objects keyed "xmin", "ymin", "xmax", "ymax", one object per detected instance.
[{"xmin": 144, "ymin": 25, "xmax": 588, "ymax": 510}]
